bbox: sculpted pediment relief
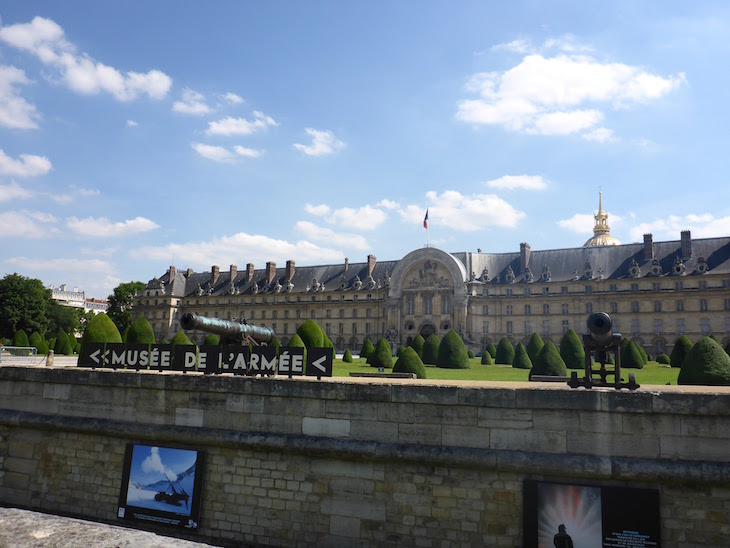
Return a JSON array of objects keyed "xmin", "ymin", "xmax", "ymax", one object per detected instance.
[{"xmin": 405, "ymin": 260, "xmax": 455, "ymax": 289}]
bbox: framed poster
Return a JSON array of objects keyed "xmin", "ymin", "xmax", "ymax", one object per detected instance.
[
  {"xmin": 523, "ymin": 480, "xmax": 660, "ymax": 547},
  {"xmin": 118, "ymin": 443, "xmax": 205, "ymax": 530}
]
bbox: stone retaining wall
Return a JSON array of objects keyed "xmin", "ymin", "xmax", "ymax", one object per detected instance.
[{"xmin": 1, "ymin": 366, "xmax": 729, "ymax": 546}]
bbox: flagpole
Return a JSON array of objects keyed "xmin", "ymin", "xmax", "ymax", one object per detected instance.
[{"xmin": 424, "ymin": 208, "xmax": 430, "ymax": 248}]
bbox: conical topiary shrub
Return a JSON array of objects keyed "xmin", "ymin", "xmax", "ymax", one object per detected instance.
[
  {"xmin": 495, "ymin": 337, "xmax": 515, "ymax": 365},
  {"xmin": 512, "ymin": 342, "xmax": 532, "ymax": 369},
  {"xmin": 296, "ymin": 319, "xmax": 325, "ymax": 348},
  {"xmin": 368, "ymin": 337, "xmax": 393, "ymax": 368},
  {"xmin": 621, "ymin": 340, "xmax": 645, "ymax": 369},
  {"xmin": 393, "ymin": 347, "xmax": 426, "ymax": 379},
  {"xmin": 486, "ymin": 343, "xmax": 497, "ymax": 359},
  {"xmin": 29, "ymin": 331, "xmax": 49, "ymax": 355},
  {"xmin": 410, "ymin": 334, "xmax": 425, "ymax": 359},
  {"xmin": 670, "ymin": 336, "xmax": 692, "ymax": 368},
  {"xmin": 360, "ymin": 337, "xmax": 375, "ymax": 360},
  {"xmin": 55, "ymin": 329, "xmax": 74, "ymax": 356},
  {"xmin": 79, "ymin": 313, "xmax": 122, "ymax": 360},
  {"xmin": 422, "ymin": 334, "xmax": 440, "ymax": 365},
  {"xmin": 126, "ymin": 316, "xmax": 156, "ymax": 344},
  {"xmin": 559, "ymin": 329, "xmax": 585, "ymax": 370},
  {"xmin": 634, "ymin": 341, "xmax": 648, "ymax": 364},
  {"xmin": 343, "ymin": 348, "xmax": 353, "ymax": 362},
  {"xmin": 529, "ymin": 341, "xmax": 567, "ymax": 379},
  {"xmin": 678, "ymin": 336, "xmax": 730, "ymax": 386},
  {"xmin": 481, "ymin": 351, "xmax": 493, "ymax": 365},
  {"xmin": 467, "ymin": 349, "xmax": 475, "ymax": 359},
  {"xmin": 396, "ymin": 344, "xmax": 406, "ymax": 358},
  {"xmin": 12, "ymin": 329, "xmax": 29, "ymax": 347},
  {"xmin": 656, "ymin": 353, "xmax": 670, "ymax": 365},
  {"xmin": 288, "ymin": 333, "xmax": 305, "ymax": 348},
  {"xmin": 203, "ymin": 333, "xmax": 220, "ymax": 346},
  {"xmin": 436, "ymin": 329, "xmax": 469, "ymax": 369},
  {"xmin": 526, "ymin": 333, "xmax": 544, "ymax": 364},
  {"xmin": 170, "ymin": 330, "xmax": 194, "ymax": 349}
]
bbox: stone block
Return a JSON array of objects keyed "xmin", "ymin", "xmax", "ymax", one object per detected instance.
[
  {"xmin": 415, "ymin": 403, "xmax": 478, "ymax": 426},
  {"xmin": 478, "ymin": 407, "xmax": 532, "ymax": 429},
  {"xmin": 515, "ymin": 388, "xmax": 600, "ymax": 412},
  {"xmin": 441, "ymin": 426, "xmax": 490, "ymax": 449},
  {"xmin": 578, "ymin": 411, "xmax": 623, "ymax": 433},
  {"xmin": 378, "ymin": 402, "xmax": 414, "ymax": 423},
  {"xmin": 490, "ymin": 429, "xmax": 566, "ymax": 453},
  {"xmin": 302, "ymin": 417, "xmax": 351, "ymax": 438},
  {"xmin": 325, "ymin": 400, "xmax": 377, "ymax": 420},
  {"xmin": 321, "ymin": 496, "xmax": 385, "ymax": 521},
  {"xmin": 174, "ymin": 407, "xmax": 204, "ymax": 427},
  {"xmin": 398, "ymin": 423, "xmax": 441, "ymax": 445},
  {"xmin": 350, "ymin": 420, "xmax": 398, "ymax": 443},
  {"xmin": 660, "ymin": 435, "xmax": 730, "ymax": 461},
  {"xmin": 391, "ymin": 384, "xmax": 459, "ymax": 405},
  {"xmin": 310, "ymin": 459, "xmax": 375, "ymax": 480},
  {"xmin": 42, "ymin": 383, "xmax": 71, "ymax": 400},
  {"xmin": 533, "ymin": 410, "xmax": 580, "ymax": 432},
  {"xmin": 568, "ymin": 432, "xmax": 659, "ymax": 458}
]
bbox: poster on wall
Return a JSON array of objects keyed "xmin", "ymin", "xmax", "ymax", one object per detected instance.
[
  {"xmin": 523, "ymin": 480, "xmax": 660, "ymax": 547},
  {"xmin": 117, "ymin": 443, "xmax": 205, "ymax": 530}
]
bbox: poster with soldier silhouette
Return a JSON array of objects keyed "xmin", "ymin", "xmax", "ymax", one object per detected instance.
[
  {"xmin": 523, "ymin": 480, "xmax": 660, "ymax": 547},
  {"xmin": 117, "ymin": 443, "xmax": 205, "ymax": 530}
]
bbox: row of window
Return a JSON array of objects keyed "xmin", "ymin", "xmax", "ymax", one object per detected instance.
[
  {"xmin": 478, "ymin": 279, "xmax": 724, "ymax": 298},
  {"xmin": 404, "ymin": 295, "xmax": 450, "ymax": 316},
  {"xmin": 483, "ymin": 317, "xmax": 729, "ymax": 336},
  {"xmin": 480, "ymin": 298, "xmax": 728, "ymax": 316}
]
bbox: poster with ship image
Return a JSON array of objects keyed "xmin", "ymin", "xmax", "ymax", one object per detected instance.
[{"xmin": 117, "ymin": 443, "xmax": 205, "ymax": 530}]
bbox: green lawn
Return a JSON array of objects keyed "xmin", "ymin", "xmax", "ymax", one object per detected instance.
[{"xmin": 335, "ymin": 358, "xmax": 681, "ymax": 385}]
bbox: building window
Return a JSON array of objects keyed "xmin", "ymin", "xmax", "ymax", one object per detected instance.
[
  {"xmin": 562, "ymin": 320, "xmax": 569, "ymax": 334},
  {"xmin": 543, "ymin": 304, "xmax": 550, "ymax": 315},
  {"xmin": 525, "ymin": 304, "xmax": 531, "ymax": 315},
  {"xmin": 325, "ymin": 323, "xmax": 330, "ymax": 334},
  {"xmin": 700, "ymin": 299, "xmax": 708, "ymax": 312},
  {"xmin": 585, "ymin": 285, "xmax": 592, "ymax": 294},
  {"xmin": 698, "ymin": 281, "xmax": 707, "ymax": 291},
  {"xmin": 561, "ymin": 286, "xmax": 568, "ymax": 295},
  {"xmin": 354, "ymin": 295, "xmax": 358, "ymax": 302},
  {"xmin": 339, "ymin": 309, "xmax": 344, "ymax": 318},
  {"xmin": 610, "ymin": 302, "xmax": 618, "ymax": 314},
  {"xmin": 654, "ymin": 319, "xmax": 663, "ymax": 333},
  {"xmin": 610, "ymin": 284, "xmax": 618, "ymax": 293},
  {"xmin": 310, "ymin": 310, "xmax": 316, "ymax": 319},
  {"xmin": 586, "ymin": 303, "xmax": 593, "ymax": 314},
  {"xmin": 353, "ymin": 309, "xmax": 358, "ymax": 318},
  {"xmin": 631, "ymin": 301, "xmax": 640, "ymax": 313},
  {"xmin": 340, "ymin": 295, "xmax": 345, "ymax": 302},
  {"xmin": 506, "ymin": 321, "xmax": 513, "ymax": 334},
  {"xmin": 406, "ymin": 296, "xmax": 414, "ymax": 315},
  {"xmin": 326, "ymin": 309, "xmax": 331, "ymax": 318},
  {"xmin": 506, "ymin": 305, "xmax": 513, "ymax": 315},
  {"xmin": 562, "ymin": 303, "xmax": 569, "ymax": 314},
  {"xmin": 654, "ymin": 301, "xmax": 662, "ymax": 312},
  {"xmin": 482, "ymin": 288, "xmax": 488, "ymax": 297},
  {"xmin": 482, "ymin": 321, "xmax": 489, "ymax": 334},
  {"xmin": 366, "ymin": 308, "xmax": 371, "ymax": 318},
  {"xmin": 675, "ymin": 281, "xmax": 684, "ymax": 291},
  {"xmin": 441, "ymin": 295, "xmax": 451, "ymax": 315},
  {"xmin": 424, "ymin": 296, "xmax": 433, "ymax": 315},
  {"xmin": 284, "ymin": 324, "xmax": 288, "ymax": 335},
  {"xmin": 676, "ymin": 300, "xmax": 684, "ymax": 312},
  {"xmin": 631, "ymin": 283, "xmax": 639, "ymax": 292},
  {"xmin": 725, "ymin": 318, "xmax": 730, "ymax": 332},
  {"xmin": 652, "ymin": 282, "xmax": 660, "ymax": 292},
  {"xmin": 631, "ymin": 319, "xmax": 640, "ymax": 334},
  {"xmin": 612, "ymin": 318, "xmax": 620, "ymax": 331},
  {"xmin": 250, "ymin": 311, "xmax": 255, "ymax": 319},
  {"xmin": 543, "ymin": 287, "xmax": 550, "ymax": 295},
  {"xmin": 542, "ymin": 319, "xmax": 550, "ymax": 335},
  {"xmin": 700, "ymin": 318, "xmax": 710, "ymax": 335},
  {"xmin": 506, "ymin": 289, "xmax": 513, "ymax": 297},
  {"xmin": 352, "ymin": 323, "xmax": 357, "ymax": 334},
  {"xmin": 725, "ymin": 298, "xmax": 730, "ymax": 311},
  {"xmin": 524, "ymin": 321, "xmax": 531, "ymax": 334},
  {"xmin": 367, "ymin": 294, "xmax": 372, "ymax": 301},
  {"xmin": 482, "ymin": 305, "xmax": 489, "ymax": 315},
  {"xmin": 365, "ymin": 323, "xmax": 371, "ymax": 334},
  {"xmin": 338, "ymin": 323, "xmax": 343, "ymax": 334},
  {"xmin": 524, "ymin": 288, "xmax": 531, "ymax": 296},
  {"xmin": 677, "ymin": 318, "xmax": 685, "ymax": 334},
  {"xmin": 285, "ymin": 310, "xmax": 289, "ymax": 319}
]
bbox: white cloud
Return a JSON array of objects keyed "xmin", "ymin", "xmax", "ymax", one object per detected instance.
[
  {"xmin": 0, "ymin": 209, "xmax": 56, "ymax": 238},
  {"xmin": 6, "ymin": 256, "xmax": 112, "ymax": 273},
  {"xmin": 191, "ymin": 142, "xmax": 234, "ymax": 163},
  {"xmin": 136, "ymin": 231, "xmax": 345, "ymax": 268},
  {"xmin": 233, "ymin": 146, "xmax": 263, "ymax": 158},
  {"xmin": 0, "ymin": 16, "xmax": 172, "ymax": 101},
  {"xmin": 205, "ymin": 111, "xmax": 277, "ymax": 136},
  {"xmin": 126, "ymin": 119, "xmax": 138, "ymax": 127},
  {"xmin": 486, "ymin": 175, "xmax": 547, "ymax": 190},
  {"xmin": 582, "ymin": 127, "xmax": 616, "ymax": 143},
  {"xmin": 0, "ymin": 181, "xmax": 33, "ymax": 202},
  {"xmin": 305, "ymin": 203, "xmax": 331, "ymax": 216},
  {"xmin": 0, "ymin": 149, "xmax": 52, "ymax": 176},
  {"xmin": 400, "ymin": 191, "xmax": 525, "ymax": 231},
  {"xmin": 558, "ymin": 213, "xmax": 596, "ymax": 234},
  {"xmin": 66, "ymin": 216, "xmax": 159, "ymax": 237},
  {"xmin": 377, "ymin": 199, "xmax": 399, "ymax": 210},
  {"xmin": 70, "ymin": 185, "xmax": 101, "ymax": 197},
  {"xmin": 629, "ymin": 214, "xmax": 730, "ymax": 241},
  {"xmin": 294, "ymin": 221, "xmax": 370, "ymax": 250},
  {"xmin": 172, "ymin": 88, "xmax": 211, "ymax": 115},
  {"xmin": 0, "ymin": 65, "xmax": 41, "ymax": 129},
  {"xmin": 221, "ymin": 92, "xmax": 244, "ymax": 105},
  {"xmin": 491, "ymin": 39, "xmax": 532, "ymax": 54},
  {"xmin": 456, "ymin": 45, "xmax": 685, "ymax": 138},
  {"xmin": 293, "ymin": 128, "xmax": 346, "ymax": 156},
  {"xmin": 330, "ymin": 205, "xmax": 387, "ymax": 230}
]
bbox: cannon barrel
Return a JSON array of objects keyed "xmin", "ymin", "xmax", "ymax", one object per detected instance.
[
  {"xmin": 586, "ymin": 311, "xmax": 613, "ymax": 347},
  {"xmin": 180, "ymin": 312, "xmax": 275, "ymax": 345}
]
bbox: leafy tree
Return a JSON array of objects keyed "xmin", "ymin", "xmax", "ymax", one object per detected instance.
[
  {"xmin": 422, "ymin": 334, "xmax": 440, "ymax": 365},
  {"xmin": 360, "ymin": 337, "xmax": 375, "ymax": 360},
  {"xmin": 12, "ymin": 329, "xmax": 30, "ymax": 347},
  {"xmin": 670, "ymin": 336, "xmax": 693, "ymax": 368},
  {"xmin": 481, "ymin": 352, "xmax": 493, "ymax": 365},
  {"xmin": 559, "ymin": 329, "xmax": 585, "ymax": 370},
  {"xmin": 393, "ymin": 347, "xmax": 426, "ymax": 379},
  {"xmin": 512, "ymin": 342, "xmax": 532, "ymax": 369},
  {"xmin": 495, "ymin": 337, "xmax": 515, "ymax": 365},
  {"xmin": 343, "ymin": 348, "xmax": 353, "ymax": 362},
  {"xmin": 436, "ymin": 329, "xmax": 469, "ymax": 369},
  {"xmin": 126, "ymin": 316, "xmax": 156, "ymax": 344},
  {"xmin": 0, "ymin": 274, "xmax": 50, "ymax": 337},
  {"xmin": 529, "ymin": 341, "xmax": 567, "ymax": 379},
  {"xmin": 678, "ymin": 336, "xmax": 730, "ymax": 386},
  {"xmin": 410, "ymin": 334, "xmax": 425, "ymax": 359},
  {"xmin": 45, "ymin": 299, "xmax": 82, "ymax": 340},
  {"xmin": 107, "ymin": 281, "xmax": 146, "ymax": 334},
  {"xmin": 621, "ymin": 340, "xmax": 645, "ymax": 369},
  {"xmin": 526, "ymin": 333, "xmax": 544, "ymax": 364},
  {"xmin": 486, "ymin": 343, "xmax": 497, "ymax": 359},
  {"xmin": 368, "ymin": 337, "xmax": 394, "ymax": 368}
]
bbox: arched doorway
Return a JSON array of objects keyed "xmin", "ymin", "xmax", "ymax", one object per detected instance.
[{"xmin": 420, "ymin": 323, "xmax": 436, "ymax": 339}]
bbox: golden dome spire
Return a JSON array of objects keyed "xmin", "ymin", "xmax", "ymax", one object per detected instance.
[{"xmin": 584, "ymin": 190, "xmax": 621, "ymax": 247}]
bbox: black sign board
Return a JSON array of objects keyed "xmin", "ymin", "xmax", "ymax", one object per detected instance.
[{"xmin": 305, "ymin": 347, "xmax": 333, "ymax": 378}]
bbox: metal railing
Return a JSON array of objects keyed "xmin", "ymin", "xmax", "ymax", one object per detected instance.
[{"xmin": 0, "ymin": 346, "xmax": 43, "ymax": 365}]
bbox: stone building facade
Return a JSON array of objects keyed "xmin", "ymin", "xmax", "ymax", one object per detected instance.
[{"xmin": 134, "ymin": 206, "xmax": 730, "ymax": 356}]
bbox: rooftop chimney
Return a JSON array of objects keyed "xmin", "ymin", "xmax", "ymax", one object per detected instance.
[
  {"xmin": 211, "ymin": 265, "xmax": 220, "ymax": 285},
  {"xmin": 520, "ymin": 242, "xmax": 531, "ymax": 274},
  {"xmin": 344, "ymin": 257, "xmax": 349, "ymax": 271},
  {"xmin": 286, "ymin": 260, "xmax": 296, "ymax": 281},
  {"xmin": 266, "ymin": 261, "xmax": 277, "ymax": 284},
  {"xmin": 186, "ymin": 268, "xmax": 193, "ymax": 277},
  {"xmin": 681, "ymin": 230, "xmax": 692, "ymax": 260},
  {"xmin": 246, "ymin": 263, "xmax": 255, "ymax": 282},
  {"xmin": 643, "ymin": 234, "xmax": 654, "ymax": 261},
  {"xmin": 229, "ymin": 264, "xmax": 238, "ymax": 282},
  {"xmin": 168, "ymin": 265, "xmax": 176, "ymax": 280},
  {"xmin": 367, "ymin": 254, "xmax": 377, "ymax": 277}
]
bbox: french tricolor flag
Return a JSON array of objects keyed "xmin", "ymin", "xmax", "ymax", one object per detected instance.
[{"xmin": 423, "ymin": 209, "xmax": 429, "ymax": 229}]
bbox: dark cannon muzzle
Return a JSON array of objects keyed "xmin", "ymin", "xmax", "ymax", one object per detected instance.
[
  {"xmin": 586, "ymin": 311, "xmax": 613, "ymax": 348},
  {"xmin": 181, "ymin": 312, "xmax": 275, "ymax": 345}
]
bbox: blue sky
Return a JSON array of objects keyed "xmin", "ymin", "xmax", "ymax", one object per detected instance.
[{"xmin": 2, "ymin": 2, "xmax": 730, "ymax": 299}]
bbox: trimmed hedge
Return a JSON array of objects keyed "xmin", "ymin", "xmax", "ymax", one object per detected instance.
[
  {"xmin": 171, "ymin": 330, "xmax": 194, "ymax": 348},
  {"xmin": 393, "ymin": 347, "xmax": 426, "ymax": 379},
  {"xmin": 422, "ymin": 334, "xmax": 440, "ymax": 365},
  {"xmin": 410, "ymin": 334, "xmax": 425, "ymax": 359},
  {"xmin": 678, "ymin": 336, "xmax": 730, "ymax": 386},
  {"xmin": 559, "ymin": 329, "xmax": 584, "ymax": 370},
  {"xmin": 296, "ymin": 319, "xmax": 325, "ymax": 348},
  {"xmin": 656, "ymin": 353, "xmax": 671, "ymax": 365},
  {"xmin": 621, "ymin": 340, "xmax": 645, "ymax": 369},
  {"xmin": 526, "ymin": 333, "xmax": 544, "ymax": 364},
  {"xmin": 368, "ymin": 337, "xmax": 394, "ymax": 369},
  {"xmin": 12, "ymin": 329, "xmax": 29, "ymax": 347},
  {"xmin": 343, "ymin": 349, "xmax": 353, "ymax": 362},
  {"xmin": 360, "ymin": 337, "xmax": 375, "ymax": 360},
  {"xmin": 486, "ymin": 343, "xmax": 497, "ymax": 359},
  {"xmin": 436, "ymin": 329, "xmax": 469, "ymax": 369},
  {"xmin": 29, "ymin": 331, "xmax": 49, "ymax": 355},
  {"xmin": 126, "ymin": 316, "xmax": 156, "ymax": 344},
  {"xmin": 495, "ymin": 337, "xmax": 515, "ymax": 365},
  {"xmin": 512, "ymin": 342, "xmax": 532, "ymax": 369},
  {"xmin": 397, "ymin": 345, "xmax": 406, "ymax": 358},
  {"xmin": 55, "ymin": 329, "xmax": 74, "ymax": 356},
  {"xmin": 80, "ymin": 313, "xmax": 122, "ymax": 357},
  {"xmin": 467, "ymin": 349, "xmax": 475, "ymax": 359},
  {"xmin": 529, "ymin": 341, "xmax": 567, "ymax": 379},
  {"xmin": 670, "ymin": 335, "xmax": 692, "ymax": 368},
  {"xmin": 480, "ymin": 352, "xmax": 493, "ymax": 365}
]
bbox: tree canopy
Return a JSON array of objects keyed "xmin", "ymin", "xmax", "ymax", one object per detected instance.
[
  {"xmin": 107, "ymin": 281, "xmax": 146, "ymax": 334},
  {"xmin": 0, "ymin": 273, "xmax": 51, "ymax": 338}
]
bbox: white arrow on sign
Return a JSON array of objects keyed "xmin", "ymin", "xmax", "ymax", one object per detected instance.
[
  {"xmin": 311, "ymin": 354, "xmax": 327, "ymax": 373},
  {"xmin": 89, "ymin": 349, "xmax": 101, "ymax": 364}
]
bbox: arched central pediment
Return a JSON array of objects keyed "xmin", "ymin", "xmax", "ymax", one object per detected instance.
[{"xmin": 388, "ymin": 248, "xmax": 467, "ymax": 299}]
